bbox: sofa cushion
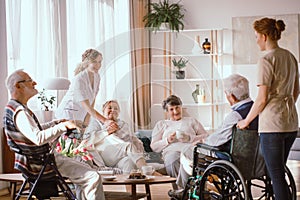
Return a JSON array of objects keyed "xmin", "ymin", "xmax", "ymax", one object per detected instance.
[{"xmin": 136, "ymin": 130, "xmax": 164, "ymax": 164}]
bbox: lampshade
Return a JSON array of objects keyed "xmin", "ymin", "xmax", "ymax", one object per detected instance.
[{"xmin": 42, "ymin": 77, "xmax": 70, "ymax": 90}]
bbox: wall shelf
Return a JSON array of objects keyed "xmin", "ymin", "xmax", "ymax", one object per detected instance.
[{"xmin": 150, "ymin": 28, "xmax": 230, "ymax": 129}]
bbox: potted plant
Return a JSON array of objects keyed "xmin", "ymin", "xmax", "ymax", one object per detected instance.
[
  {"xmin": 36, "ymin": 88, "xmax": 56, "ymax": 122},
  {"xmin": 37, "ymin": 88, "xmax": 56, "ymax": 111},
  {"xmin": 172, "ymin": 57, "xmax": 188, "ymax": 79},
  {"xmin": 143, "ymin": 0, "xmax": 185, "ymax": 32}
]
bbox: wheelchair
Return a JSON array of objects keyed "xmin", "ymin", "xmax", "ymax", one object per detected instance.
[
  {"xmin": 181, "ymin": 127, "xmax": 296, "ymax": 200},
  {"xmin": 6, "ymin": 137, "xmax": 77, "ymax": 200}
]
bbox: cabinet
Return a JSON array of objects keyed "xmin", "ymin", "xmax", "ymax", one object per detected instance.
[{"xmin": 150, "ymin": 29, "xmax": 231, "ymax": 131}]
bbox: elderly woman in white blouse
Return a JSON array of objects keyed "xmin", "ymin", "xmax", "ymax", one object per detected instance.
[
  {"xmin": 84, "ymin": 100, "xmax": 149, "ymax": 174},
  {"xmin": 151, "ymin": 95, "xmax": 208, "ymax": 182}
]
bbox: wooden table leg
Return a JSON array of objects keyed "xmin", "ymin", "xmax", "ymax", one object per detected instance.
[
  {"xmin": 10, "ymin": 182, "xmax": 17, "ymax": 200},
  {"xmin": 131, "ymin": 183, "xmax": 137, "ymax": 200},
  {"xmin": 145, "ymin": 183, "xmax": 151, "ymax": 200}
]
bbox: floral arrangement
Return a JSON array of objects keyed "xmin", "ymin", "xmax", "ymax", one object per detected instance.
[{"xmin": 55, "ymin": 134, "xmax": 93, "ymax": 161}]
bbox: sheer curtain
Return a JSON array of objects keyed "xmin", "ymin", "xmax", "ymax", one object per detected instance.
[
  {"xmin": 6, "ymin": 0, "xmax": 67, "ymax": 110},
  {"xmin": 6, "ymin": 0, "xmax": 65, "ymax": 84},
  {"xmin": 5, "ymin": 0, "xmax": 132, "ymax": 124},
  {"xmin": 66, "ymin": 0, "xmax": 132, "ymax": 124}
]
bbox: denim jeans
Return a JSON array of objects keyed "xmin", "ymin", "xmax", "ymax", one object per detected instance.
[{"xmin": 260, "ymin": 131, "xmax": 297, "ymax": 200}]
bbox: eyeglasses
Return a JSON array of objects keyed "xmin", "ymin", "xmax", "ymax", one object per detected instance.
[{"xmin": 17, "ymin": 79, "xmax": 33, "ymax": 84}]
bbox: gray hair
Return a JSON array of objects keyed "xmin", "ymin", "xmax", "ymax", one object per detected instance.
[
  {"xmin": 223, "ymin": 74, "xmax": 249, "ymax": 101},
  {"xmin": 162, "ymin": 95, "xmax": 182, "ymax": 111},
  {"xmin": 5, "ymin": 69, "xmax": 24, "ymax": 93}
]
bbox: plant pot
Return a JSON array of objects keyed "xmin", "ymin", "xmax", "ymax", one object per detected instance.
[
  {"xmin": 159, "ymin": 22, "xmax": 169, "ymax": 31},
  {"xmin": 176, "ymin": 71, "xmax": 185, "ymax": 79}
]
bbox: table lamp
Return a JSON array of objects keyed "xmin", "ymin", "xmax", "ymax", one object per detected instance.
[{"xmin": 42, "ymin": 77, "xmax": 70, "ymax": 107}]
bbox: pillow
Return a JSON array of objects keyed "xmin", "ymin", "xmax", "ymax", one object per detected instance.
[{"xmin": 139, "ymin": 137, "xmax": 153, "ymax": 152}]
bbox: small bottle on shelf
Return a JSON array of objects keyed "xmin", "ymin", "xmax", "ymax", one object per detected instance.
[{"xmin": 202, "ymin": 38, "xmax": 211, "ymax": 54}]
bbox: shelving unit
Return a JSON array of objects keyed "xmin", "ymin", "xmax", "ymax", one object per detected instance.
[{"xmin": 150, "ymin": 29, "xmax": 231, "ymax": 130}]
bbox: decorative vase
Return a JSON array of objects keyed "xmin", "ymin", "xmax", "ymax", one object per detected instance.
[
  {"xmin": 176, "ymin": 71, "xmax": 185, "ymax": 79},
  {"xmin": 192, "ymin": 36, "xmax": 203, "ymax": 54},
  {"xmin": 202, "ymin": 38, "xmax": 211, "ymax": 54},
  {"xmin": 192, "ymin": 84, "xmax": 200, "ymax": 103}
]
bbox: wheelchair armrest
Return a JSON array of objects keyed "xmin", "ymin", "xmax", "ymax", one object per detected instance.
[
  {"xmin": 196, "ymin": 143, "xmax": 232, "ymax": 162},
  {"xmin": 196, "ymin": 143, "xmax": 220, "ymax": 151}
]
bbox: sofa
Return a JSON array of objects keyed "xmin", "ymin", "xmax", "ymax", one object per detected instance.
[
  {"xmin": 136, "ymin": 129, "xmax": 300, "ymax": 161},
  {"xmin": 135, "ymin": 129, "xmax": 164, "ymax": 164},
  {"xmin": 288, "ymin": 130, "xmax": 300, "ymax": 160}
]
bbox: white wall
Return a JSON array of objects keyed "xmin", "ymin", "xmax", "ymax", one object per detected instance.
[
  {"xmin": 182, "ymin": 0, "xmax": 300, "ymax": 116},
  {"xmin": 182, "ymin": 0, "xmax": 300, "ymax": 30}
]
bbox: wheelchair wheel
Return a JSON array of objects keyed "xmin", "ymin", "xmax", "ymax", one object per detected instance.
[
  {"xmin": 182, "ymin": 176, "xmax": 201, "ymax": 200},
  {"xmin": 198, "ymin": 160, "xmax": 248, "ymax": 200},
  {"xmin": 247, "ymin": 165, "xmax": 296, "ymax": 200}
]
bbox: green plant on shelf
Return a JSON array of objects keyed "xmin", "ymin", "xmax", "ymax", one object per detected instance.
[
  {"xmin": 143, "ymin": 0, "xmax": 185, "ymax": 32},
  {"xmin": 172, "ymin": 57, "xmax": 188, "ymax": 71}
]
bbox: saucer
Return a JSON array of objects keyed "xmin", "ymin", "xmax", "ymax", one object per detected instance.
[{"xmin": 102, "ymin": 175, "xmax": 116, "ymax": 181}]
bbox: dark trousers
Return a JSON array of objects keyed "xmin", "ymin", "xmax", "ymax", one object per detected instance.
[{"xmin": 260, "ymin": 131, "xmax": 297, "ymax": 200}]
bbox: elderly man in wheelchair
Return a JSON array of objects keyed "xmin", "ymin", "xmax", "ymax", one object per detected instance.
[
  {"xmin": 168, "ymin": 74, "xmax": 296, "ymax": 200},
  {"xmin": 168, "ymin": 73, "xmax": 257, "ymax": 199}
]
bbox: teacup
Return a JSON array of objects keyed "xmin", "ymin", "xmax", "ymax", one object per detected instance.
[
  {"xmin": 141, "ymin": 166, "xmax": 154, "ymax": 175},
  {"xmin": 176, "ymin": 130, "xmax": 185, "ymax": 140}
]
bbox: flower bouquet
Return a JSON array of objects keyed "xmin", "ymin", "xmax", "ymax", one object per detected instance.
[{"xmin": 55, "ymin": 134, "xmax": 93, "ymax": 161}]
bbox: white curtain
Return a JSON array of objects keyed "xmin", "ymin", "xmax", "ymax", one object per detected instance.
[
  {"xmin": 66, "ymin": 0, "xmax": 132, "ymax": 122},
  {"xmin": 6, "ymin": 0, "xmax": 63, "ymax": 82},
  {"xmin": 5, "ymin": 0, "xmax": 132, "ymax": 124}
]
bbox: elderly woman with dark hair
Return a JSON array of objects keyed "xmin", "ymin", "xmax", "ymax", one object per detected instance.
[{"xmin": 150, "ymin": 95, "xmax": 208, "ymax": 185}]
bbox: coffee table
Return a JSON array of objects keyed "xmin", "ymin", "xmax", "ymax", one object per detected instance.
[
  {"xmin": 0, "ymin": 173, "xmax": 24, "ymax": 200},
  {"xmin": 102, "ymin": 175, "xmax": 176, "ymax": 200}
]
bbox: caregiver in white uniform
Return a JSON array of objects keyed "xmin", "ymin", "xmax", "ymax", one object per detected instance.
[{"xmin": 55, "ymin": 48, "xmax": 116, "ymax": 129}]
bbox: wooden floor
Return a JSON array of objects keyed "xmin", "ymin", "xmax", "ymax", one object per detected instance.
[{"xmin": 0, "ymin": 160, "xmax": 299, "ymax": 200}]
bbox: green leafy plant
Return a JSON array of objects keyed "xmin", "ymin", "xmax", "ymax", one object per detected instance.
[
  {"xmin": 37, "ymin": 88, "xmax": 56, "ymax": 111},
  {"xmin": 143, "ymin": 0, "xmax": 185, "ymax": 32},
  {"xmin": 172, "ymin": 57, "xmax": 188, "ymax": 79},
  {"xmin": 172, "ymin": 57, "xmax": 188, "ymax": 71}
]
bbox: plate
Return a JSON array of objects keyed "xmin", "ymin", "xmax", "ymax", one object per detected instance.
[
  {"xmin": 102, "ymin": 176, "xmax": 116, "ymax": 181},
  {"xmin": 126, "ymin": 176, "xmax": 153, "ymax": 182}
]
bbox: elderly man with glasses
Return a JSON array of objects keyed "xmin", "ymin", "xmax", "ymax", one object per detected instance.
[{"xmin": 3, "ymin": 69, "xmax": 106, "ymax": 200}]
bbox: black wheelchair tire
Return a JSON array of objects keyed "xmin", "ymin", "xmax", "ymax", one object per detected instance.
[
  {"xmin": 246, "ymin": 165, "xmax": 296, "ymax": 200},
  {"xmin": 199, "ymin": 160, "xmax": 248, "ymax": 200}
]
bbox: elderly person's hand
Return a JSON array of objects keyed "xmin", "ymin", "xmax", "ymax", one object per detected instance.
[
  {"xmin": 192, "ymin": 138, "xmax": 204, "ymax": 146},
  {"xmin": 62, "ymin": 120, "xmax": 80, "ymax": 130},
  {"xmin": 104, "ymin": 120, "xmax": 119, "ymax": 135},
  {"xmin": 236, "ymin": 119, "xmax": 249, "ymax": 130},
  {"xmin": 167, "ymin": 132, "xmax": 177, "ymax": 144}
]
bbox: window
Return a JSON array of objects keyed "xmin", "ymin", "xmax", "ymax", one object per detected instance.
[{"xmin": 5, "ymin": 0, "xmax": 131, "ymax": 118}]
